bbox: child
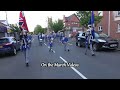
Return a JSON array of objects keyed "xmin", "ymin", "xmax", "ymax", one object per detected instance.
[
  {"xmin": 49, "ymin": 39, "xmax": 53, "ymax": 52},
  {"xmin": 63, "ymin": 35, "xmax": 70, "ymax": 51}
]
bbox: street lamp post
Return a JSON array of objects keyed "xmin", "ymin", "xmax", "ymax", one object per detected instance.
[{"xmin": 5, "ymin": 11, "xmax": 9, "ymax": 37}]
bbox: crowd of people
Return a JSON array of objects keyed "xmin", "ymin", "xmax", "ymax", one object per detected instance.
[
  {"xmin": 37, "ymin": 31, "xmax": 70, "ymax": 52},
  {"xmin": 19, "ymin": 24, "xmax": 95, "ymax": 67},
  {"xmin": 19, "ymin": 30, "xmax": 71, "ymax": 67}
]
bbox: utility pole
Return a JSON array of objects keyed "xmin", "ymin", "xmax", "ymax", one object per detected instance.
[
  {"xmin": 5, "ymin": 11, "xmax": 8, "ymax": 37},
  {"xmin": 5, "ymin": 11, "xmax": 8, "ymax": 24}
]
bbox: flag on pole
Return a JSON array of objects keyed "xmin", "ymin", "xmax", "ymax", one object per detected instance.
[
  {"xmin": 88, "ymin": 11, "xmax": 95, "ymax": 39},
  {"xmin": 19, "ymin": 11, "xmax": 29, "ymax": 32}
]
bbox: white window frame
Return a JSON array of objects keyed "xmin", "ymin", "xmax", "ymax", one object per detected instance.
[
  {"xmin": 63, "ymin": 23, "xmax": 65, "ymax": 27},
  {"xmin": 75, "ymin": 22, "xmax": 78, "ymax": 24},
  {"xmin": 117, "ymin": 11, "xmax": 120, "ymax": 16},
  {"xmin": 117, "ymin": 24, "xmax": 120, "ymax": 32},
  {"xmin": 72, "ymin": 22, "xmax": 75, "ymax": 24},
  {"xmin": 98, "ymin": 11, "xmax": 103, "ymax": 16},
  {"xmin": 98, "ymin": 26, "xmax": 103, "ymax": 31},
  {"xmin": 68, "ymin": 24, "xmax": 70, "ymax": 26}
]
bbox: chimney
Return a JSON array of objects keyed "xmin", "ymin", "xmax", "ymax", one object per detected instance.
[
  {"xmin": 63, "ymin": 15, "xmax": 65, "ymax": 19},
  {"xmin": 63, "ymin": 15, "xmax": 65, "ymax": 22}
]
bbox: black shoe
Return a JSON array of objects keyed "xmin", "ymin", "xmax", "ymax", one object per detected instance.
[
  {"xmin": 92, "ymin": 54, "xmax": 95, "ymax": 56},
  {"xmin": 26, "ymin": 63, "xmax": 29, "ymax": 67},
  {"xmin": 85, "ymin": 53, "xmax": 87, "ymax": 55},
  {"xmin": 68, "ymin": 49, "xmax": 70, "ymax": 51}
]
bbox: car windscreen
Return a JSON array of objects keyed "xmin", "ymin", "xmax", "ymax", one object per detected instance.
[
  {"xmin": 78, "ymin": 32, "xmax": 83, "ymax": 37},
  {"xmin": 95, "ymin": 33, "xmax": 100, "ymax": 38},
  {"xmin": 0, "ymin": 38, "xmax": 9, "ymax": 44},
  {"xmin": 99, "ymin": 33, "xmax": 108, "ymax": 38}
]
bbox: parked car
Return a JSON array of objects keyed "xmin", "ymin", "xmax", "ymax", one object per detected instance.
[
  {"xmin": 76, "ymin": 31, "xmax": 119, "ymax": 51},
  {"xmin": 76, "ymin": 31, "xmax": 85, "ymax": 47},
  {"xmin": 0, "ymin": 37, "xmax": 21, "ymax": 55}
]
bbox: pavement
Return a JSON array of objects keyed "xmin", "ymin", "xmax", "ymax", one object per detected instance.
[{"xmin": 0, "ymin": 35, "xmax": 120, "ymax": 79}]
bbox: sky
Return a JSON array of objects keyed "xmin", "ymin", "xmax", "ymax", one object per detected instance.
[{"xmin": 0, "ymin": 11, "xmax": 76, "ymax": 32}]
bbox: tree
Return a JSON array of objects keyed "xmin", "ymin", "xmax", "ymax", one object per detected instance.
[
  {"xmin": 76, "ymin": 11, "xmax": 103, "ymax": 30},
  {"xmin": 9, "ymin": 24, "xmax": 21, "ymax": 40},
  {"xmin": 34, "ymin": 25, "xmax": 45, "ymax": 34},
  {"xmin": 9, "ymin": 24, "xmax": 21, "ymax": 33},
  {"xmin": 49, "ymin": 20, "xmax": 64, "ymax": 33},
  {"xmin": 28, "ymin": 32, "xmax": 33, "ymax": 35},
  {"xmin": 42, "ymin": 28, "xmax": 47, "ymax": 34}
]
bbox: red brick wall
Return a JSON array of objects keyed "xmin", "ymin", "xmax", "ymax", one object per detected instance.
[
  {"xmin": 95, "ymin": 11, "xmax": 120, "ymax": 39},
  {"xmin": 95, "ymin": 11, "xmax": 109, "ymax": 35},
  {"xmin": 101, "ymin": 11, "xmax": 109, "ymax": 35},
  {"xmin": 70, "ymin": 15, "xmax": 80, "ymax": 27},
  {"xmin": 94, "ymin": 11, "xmax": 98, "ymax": 16},
  {"xmin": 110, "ymin": 12, "xmax": 120, "ymax": 39},
  {"xmin": 65, "ymin": 22, "xmax": 71, "ymax": 27},
  {"xmin": 70, "ymin": 15, "xmax": 79, "ymax": 22},
  {"xmin": 64, "ymin": 14, "xmax": 80, "ymax": 28}
]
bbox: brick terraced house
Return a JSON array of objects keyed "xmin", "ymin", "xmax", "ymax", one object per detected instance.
[
  {"xmin": 63, "ymin": 14, "xmax": 82, "ymax": 37},
  {"xmin": 94, "ymin": 11, "xmax": 120, "ymax": 40}
]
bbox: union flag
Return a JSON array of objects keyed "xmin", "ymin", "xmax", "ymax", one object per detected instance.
[{"xmin": 19, "ymin": 11, "xmax": 29, "ymax": 32}]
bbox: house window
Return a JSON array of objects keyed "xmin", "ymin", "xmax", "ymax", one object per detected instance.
[
  {"xmin": 117, "ymin": 11, "xmax": 120, "ymax": 16},
  {"xmin": 118, "ymin": 24, "xmax": 120, "ymax": 32},
  {"xmin": 98, "ymin": 11, "xmax": 103, "ymax": 16},
  {"xmin": 98, "ymin": 26, "xmax": 103, "ymax": 31},
  {"xmin": 63, "ymin": 23, "xmax": 65, "ymax": 27},
  {"xmin": 68, "ymin": 24, "xmax": 70, "ymax": 26},
  {"xmin": 72, "ymin": 22, "xmax": 75, "ymax": 24}
]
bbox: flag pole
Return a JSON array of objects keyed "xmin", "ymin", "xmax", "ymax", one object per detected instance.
[
  {"xmin": 5, "ymin": 11, "xmax": 8, "ymax": 25},
  {"xmin": 90, "ymin": 11, "xmax": 93, "ymax": 31},
  {"xmin": 91, "ymin": 11, "xmax": 94, "ymax": 29},
  {"xmin": 91, "ymin": 11, "xmax": 95, "ymax": 39}
]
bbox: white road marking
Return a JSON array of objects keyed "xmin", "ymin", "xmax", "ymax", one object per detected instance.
[
  {"xmin": 52, "ymin": 50, "xmax": 55, "ymax": 53},
  {"xmin": 59, "ymin": 56, "xmax": 87, "ymax": 79},
  {"xmin": 44, "ymin": 43, "xmax": 47, "ymax": 46},
  {"xmin": 68, "ymin": 43, "xmax": 72, "ymax": 45},
  {"xmin": 44, "ymin": 43, "xmax": 55, "ymax": 53},
  {"xmin": 44, "ymin": 43, "xmax": 54, "ymax": 52},
  {"xmin": 59, "ymin": 56, "xmax": 67, "ymax": 63},
  {"xmin": 44, "ymin": 41, "xmax": 86, "ymax": 79},
  {"xmin": 32, "ymin": 39, "xmax": 34, "ymax": 42}
]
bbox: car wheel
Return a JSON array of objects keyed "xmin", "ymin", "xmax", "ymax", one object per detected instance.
[
  {"xmin": 93, "ymin": 43, "xmax": 99, "ymax": 51},
  {"xmin": 17, "ymin": 46, "xmax": 21, "ymax": 51},
  {"xmin": 76, "ymin": 42, "xmax": 78, "ymax": 46},
  {"xmin": 12, "ymin": 48, "xmax": 17, "ymax": 55},
  {"xmin": 18, "ymin": 47, "xmax": 21, "ymax": 51},
  {"xmin": 78, "ymin": 41, "xmax": 82, "ymax": 47}
]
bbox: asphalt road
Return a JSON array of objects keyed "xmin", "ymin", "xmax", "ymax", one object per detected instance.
[{"xmin": 0, "ymin": 35, "xmax": 120, "ymax": 79}]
